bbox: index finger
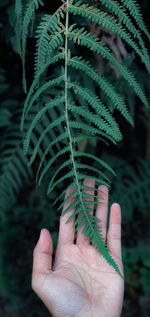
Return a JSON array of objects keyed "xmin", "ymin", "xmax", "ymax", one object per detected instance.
[{"xmin": 56, "ymin": 185, "xmax": 77, "ymax": 248}]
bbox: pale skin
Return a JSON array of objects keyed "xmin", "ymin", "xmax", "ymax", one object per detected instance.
[{"xmin": 32, "ymin": 179, "xmax": 124, "ymax": 317}]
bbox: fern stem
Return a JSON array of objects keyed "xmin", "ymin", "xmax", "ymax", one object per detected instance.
[
  {"xmin": 64, "ymin": 0, "xmax": 93, "ymax": 227},
  {"xmin": 64, "ymin": 0, "xmax": 104, "ymax": 244},
  {"xmin": 64, "ymin": 0, "xmax": 80, "ymax": 199}
]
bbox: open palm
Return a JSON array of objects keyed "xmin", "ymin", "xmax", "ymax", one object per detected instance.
[{"xmin": 32, "ymin": 179, "xmax": 124, "ymax": 317}]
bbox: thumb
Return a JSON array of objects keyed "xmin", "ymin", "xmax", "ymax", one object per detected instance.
[{"xmin": 32, "ymin": 228, "xmax": 53, "ymax": 275}]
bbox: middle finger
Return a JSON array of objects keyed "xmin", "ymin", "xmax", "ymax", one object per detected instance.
[{"xmin": 76, "ymin": 178, "xmax": 95, "ymax": 245}]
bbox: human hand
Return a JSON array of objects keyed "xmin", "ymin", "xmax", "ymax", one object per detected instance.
[{"xmin": 32, "ymin": 179, "xmax": 124, "ymax": 317}]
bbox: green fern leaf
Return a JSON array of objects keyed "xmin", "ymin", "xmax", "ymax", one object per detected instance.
[
  {"xmin": 121, "ymin": 0, "xmax": 150, "ymax": 42},
  {"xmin": 69, "ymin": 2, "xmax": 150, "ymax": 73},
  {"xmin": 0, "ymin": 112, "xmax": 33, "ymax": 213},
  {"xmin": 38, "ymin": 145, "xmax": 70, "ymax": 186},
  {"xmin": 26, "ymin": 75, "xmax": 64, "ymax": 115},
  {"xmin": 23, "ymin": 96, "xmax": 65, "ymax": 155},
  {"xmin": 35, "ymin": 133, "xmax": 109, "ymax": 185},
  {"xmin": 53, "ymin": 184, "xmax": 105, "ymax": 209},
  {"xmin": 61, "ymin": 185, "xmax": 122, "ymax": 277},
  {"xmin": 68, "ymin": 102, "xmax": 122, "ymax": 140},
  {"xmin": 22, "ymin": 0, "xmax": 44, "ymax": 93},
  {"xmin": 68, "ymin": 81, "xmax": 123, "ymax": 137},
  {"xmin": 34, "ymin": 4, "xmax": 65, "ymax": 76},
  {"xmin": 69, "ymin": 120, "xmax": 117, "ymax": 144},
  {"xmin": 47, "ymin": 147, "xmax": 115, "ymax": 195},
  {"xmin": 48, "ymin": 161, "xmax": 110, "ymax": 193},
  {"xmin": 68, "ymin": 56, "xmax": 133, "ymax": 125},
  {"xmin": 21, "ymin": 52, "xmax": 65, "ymax": 129},
  {"xmin": 110, "ymin": 158, "xmax": 150, "ymax": 223},
  {"xmin": 99, "ymin": 0, "xmax": 150, "ymax": 64},
  {"xmin": 68, "ymin": 27, "xmax": 149, "ymax": 109}
]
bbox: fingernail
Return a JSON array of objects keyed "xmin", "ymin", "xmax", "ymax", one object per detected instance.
[
  {"xmin": 38, "ymin": 229, "xmax": 43, "ymax": 244},
  {"xmin": 100, "ymin": 185, "xmax": 108, "ymax": 193}
]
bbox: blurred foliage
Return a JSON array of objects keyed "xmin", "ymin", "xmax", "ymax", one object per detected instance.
[
  {"xmin": 0, "ymin": 0, "xmax": 150, "ymax": 316},
  {"xmin": 123, "ymin": 242, "xmax": 150, "ymax": 295}
]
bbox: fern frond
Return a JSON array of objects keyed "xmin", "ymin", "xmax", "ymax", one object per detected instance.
[
  {"xmin": 69, "ymin": 121, "xmax": 117, "ymax": 144},
  {"xmin": 48, "ymin": 168, "xmax": 110, "ymax": 197},
  {"xmin": 53, "ymin": 183, "xmax": 105, "ymax": 208},
  {"xmin": 23, "ymin": 96, "xmax": 65, "ymax": 155},
  {"xmin": 68, "ymin": 56, "xmax": 133, "ymax": 125},
  {"xmin": 0, "ymin": 114, "xmax": 33, "ymax": 212},
  {"xmin": 35, "ymin": 133, "xmax": 110, "ymax": 184},
  {"xmin": 48, "ymin": 161, "xmax": 111, "ymax": 193},
  {"xmin": 99, "ymin": 0, "xmax": 150, "ymax": 64},
  {"xmin": 38, "ymin": 145, "xmax": 70, "ymax": 186},
  {"xmin": 25, "ymin": 73, "xmax": 122, "ymax": 145},
  {"xmin": 68, "ymin": 102, "xmax": 122, "ymax": 141},
  {"xmin": 22, "ymin": 0, "xmax": 44, "ymax": 93},
  {"xmin": 52, "ymin": 149, "xmax": 114, "ymax": 198},
  {"xmin": 69, "ymin": 2, "xmax": 150, "ymax": 73},
  {"xmin": 35, "ymin": 31, "xmax": 64, "ymax": 77},
  {"xmin": 26, "ymin": 75, "xmax": 65, "ymax": 116},
  {"xmin": 110, "ymin": 158, "xmax": 150, "ymax": 223},
  {"xmin": 21, "ymin": 52, "xmax": 65, "ymax": 129},
  {"xmin": 68, "ymin": 27, "xmax": 149, "ymax": 109},
  {"xmin": 72, "ymin": 134, "xmax": 109, "ymax": 146},
  {"xmin": 58, "ymin": 187, "xmax": 105, "ymax": 214},
  {"xmin": 120, "ymin": 0, "xmax": 150, "ymax": 42},
  {"xmin": 60, "ymin": 180, "xmax": 122, "ymax": 276},
  {"xmin": 73, "ymin": 150, "xmax": 116, "ymax": 175},
  {"xmin": 68, "ymin": 81, "xmax": 122, "ymax": 137},
  {"xmin": 29, "ymin": 122, "xmax": 67, "ymax": 166},
  {"xmin": 34, "ymin": 4, "xmax": 65, "ymax": 76}
]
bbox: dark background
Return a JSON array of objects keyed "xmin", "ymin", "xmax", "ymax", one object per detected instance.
[{"xmin": 0, "ymin": 1, "xmax": 150, "ymax": 316}]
